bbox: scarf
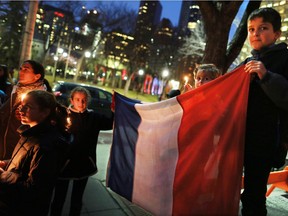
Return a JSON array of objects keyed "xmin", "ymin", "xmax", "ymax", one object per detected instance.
[{"xmin": 13, "ymin": 79, "xmax": 45, "ymax": 107}]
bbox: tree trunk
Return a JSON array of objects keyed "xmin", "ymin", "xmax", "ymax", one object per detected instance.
[
  {"xmin": 19, "ymin": 1, "xmax": 38, "ymax": 65},
  {"xmin": 196, "ymin": 0, "xmax": 261, "ymax": 73}
]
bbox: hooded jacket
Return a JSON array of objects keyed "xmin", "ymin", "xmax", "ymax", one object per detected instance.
[
  {"xmin": 0, "ymin": 80, "xmax": 45, "ymax": 160},
  {"xmin": 0, "ymin": 121, "xmax": 70, "ymax": 216},
  {"xmin": 243, "ymin": 42, "xmax": 288, "ymax": 167}
]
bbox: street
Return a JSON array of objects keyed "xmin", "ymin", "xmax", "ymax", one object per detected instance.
[{"xmin": 93, "ymin": 130, "xmax": 288, "ymax": 216}]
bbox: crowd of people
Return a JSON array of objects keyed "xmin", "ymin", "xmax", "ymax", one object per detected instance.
[{"xmin": 0, "ymin": 6, "xmax": 287, "ymax": 216}]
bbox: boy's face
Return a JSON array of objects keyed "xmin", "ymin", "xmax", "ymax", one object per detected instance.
[
  {"xmin": 194, "ymin": 70, "xmax": 214, "ymax": 88},
  {"xmin": 247, "ymin": 17, "xmax": 281, "ymax": 50}
]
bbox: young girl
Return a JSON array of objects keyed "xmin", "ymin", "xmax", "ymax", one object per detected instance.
[
  {"xmin": 0, "ymin": 90, "xmax": 70, "ymax": 216},
  {"xmin": 50, "ymin": 86, "xmax": 114, "ymax": 216}
]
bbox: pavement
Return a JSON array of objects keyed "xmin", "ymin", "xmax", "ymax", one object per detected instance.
[{"xmin": 59, "ymin": 131, "xmax": 288, "ymax": 216}]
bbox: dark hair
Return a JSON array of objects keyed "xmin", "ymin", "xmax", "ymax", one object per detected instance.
[
  {"xmin": 70, "ymin": 86, "xmax": 91, "ymax": 103},
  {"xmin": 23, "ymin": 60, "xmax": 45, "ymax": 81},
  {"xmin": 193, "ymin": 64, "xmax": 220, "ymax": 80},
  {"xmin": 43, "ymin": 79, "xmax": 52, "ymax": 92},
  {"xmin": 26, "ymin": 90, "xmax": 68, "ymax": 132},
  {"xmin": 248, "ymin": 7, "xmax": 282, "ymax": 32}
]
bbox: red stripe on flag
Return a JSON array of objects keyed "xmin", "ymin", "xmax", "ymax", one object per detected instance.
[{"xmin": 173, "ymin": 66, "xmax": 250, "ymax": 215}]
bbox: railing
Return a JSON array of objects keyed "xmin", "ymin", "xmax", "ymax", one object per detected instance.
[{"xmin": 241, "ymin": 166, "xmax": 288, "ymax": 197}]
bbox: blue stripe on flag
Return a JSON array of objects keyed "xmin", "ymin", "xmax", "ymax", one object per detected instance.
[{"xmin": 107, "ymin": 93, "xmax": 141, "ymax": 200}]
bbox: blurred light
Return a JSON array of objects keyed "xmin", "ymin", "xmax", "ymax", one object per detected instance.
[
  {"xmin": 138, "ymin": 69, "xmax": 144, "ymax": 76},
  {"xmin": 85, "ymin": 51, "xmax": 91, "ymax": 58},
  {"xmin": 162, "ymin": 69, "xmax": 169, "ymax": 78}
]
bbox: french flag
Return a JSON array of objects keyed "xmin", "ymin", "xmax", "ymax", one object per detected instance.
[{"xmin": 107, "ymin": 66, "xmax": 250, "ymax": 215}]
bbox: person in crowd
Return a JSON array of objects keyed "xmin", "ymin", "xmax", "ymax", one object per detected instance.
[
  {"xmin": 0, "ymin": 64, "xmax": 13, "ymax": 104},
  {"xmin": 50, "ymin": 86, "xmax": 114, "ymax": 216},
  {"xmin": 239, "ymin": 7, "xmax": 288, "ymax": 216},
  {"xmin": 0, "ymin": 60, "xmax": 46, "ymax": 160},
  {"xmin": 0, "ymin": 90, "xmax": 70, "ymax": 216},
  {"xmin": 183, "ymin": 63, "xmax": 221, "ymax": 92},
  {"xmin": 166, "ymin": 89, "xmax": 181, "ymax": 98}
]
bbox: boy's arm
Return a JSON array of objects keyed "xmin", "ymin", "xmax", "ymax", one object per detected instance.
[{"xmin": 260, "ymin": 71, "xmax": 288, "ymax": 111}]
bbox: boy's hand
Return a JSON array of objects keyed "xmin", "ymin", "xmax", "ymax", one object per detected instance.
[
  {"xmin": 0, "ymin": 161, "xmax": 6, "ymax": 169},
  {"xmin": 244, "ymin": 60, "xmax": 267, "ymax": 80}
]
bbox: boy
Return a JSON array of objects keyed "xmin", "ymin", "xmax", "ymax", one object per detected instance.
[{"xmin": 241, "ymin": 7, "xmax": 288, "ymax": 216}]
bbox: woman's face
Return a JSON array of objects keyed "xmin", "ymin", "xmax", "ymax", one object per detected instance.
[
  {"xmin": 18, "ymin": 62, "xmax": 41, "ymax": 85},
  {"xmin": 19, "ymin": 94, "xmax": 50, "ymax": 127},
  {"xmin": 70, "ymin": 92, "xmax": 88, "ymax": 112}
]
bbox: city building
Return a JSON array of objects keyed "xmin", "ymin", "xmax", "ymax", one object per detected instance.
[{"xmin": 134, "ymin": 0, "xmax": 162, "ymax": 68}]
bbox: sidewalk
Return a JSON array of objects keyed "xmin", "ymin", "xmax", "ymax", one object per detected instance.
[
  {"xmin": 61, "ymin": 175, "xmax": 288, "ymax": 216},
  {"xmin": 61, "ymin": 176, "xmax": 152, "ymax": 216},
  {"xmin": 60, "ymin": 141, "xmax": 288, "ymax": 216}
]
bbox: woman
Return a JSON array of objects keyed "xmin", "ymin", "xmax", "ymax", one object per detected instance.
[
  {"xmin": 0, "ymin": 90, "xmax": 70, "ymax": 216},
  {"xmin": 0, "ymin": 60, "xmax": 46, "ymax": 160}
]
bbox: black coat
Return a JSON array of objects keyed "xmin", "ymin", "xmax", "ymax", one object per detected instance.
[
  {"xmin": 243, "ymin": 42, "xmax": 288, "ymax": 165},
  {"xmin": 0, "ymin": 121, "xmax": 69, "ymax": 216},
  {"xmin": 59, "ymin": 109, "xmax": 113, "ymax": 179}
]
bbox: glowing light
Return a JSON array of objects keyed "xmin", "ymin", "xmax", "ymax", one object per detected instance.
[
  {"xmin": 21, "ymin": 93, "xmax": 27, "ymax": 102},
  {"xmin": 184, "ymin": 76, "xmax": 189, "ymax": 85}
]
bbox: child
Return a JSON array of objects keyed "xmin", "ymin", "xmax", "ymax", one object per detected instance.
[
  {"xmin": 240, "ymin": 8, "xmax": 288, "ymax": 216},
  {"xmin": 183, "ymin": 63, "xmax": 220, "ymax": 92},
  {"xmin": 0, "ymin": 60, "xmax": 46, "ymax": 160},
  {"xmin": 0, "ymin": 90, "xmax": 70, "ymax": 216},
  {"xmin": 50, "ymin": 86, "xmax": 114, "ymax": 216}
]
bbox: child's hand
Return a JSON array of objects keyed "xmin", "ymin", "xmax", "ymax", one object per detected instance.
[
  {"xmin": 183, "ymin": 83, "xmax": 193, "ymax": 93},
  {"xmin": 244, "ymin": 60, "xmax": 267, "ymax": 80},
  {"xmin": 0, "ymin": 160, "xmax": 6, "ymax": 169}
]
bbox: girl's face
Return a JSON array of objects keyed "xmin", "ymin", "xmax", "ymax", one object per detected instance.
[
  {"xmin": 19, "ymin": 95, "xmax": 50, "ymax": 127},
  {"xmin": 70, "ymin": 92, "xmax": 88, "ymax": 112},
  {"xmin": 247, "ymin": 17, "xmax": 281, "ymax": 51},
  {"xmin": 18, "ymin": 62, "xmax": 41, "ymax": 85},
  {"xmin": 194, "ymin": 70, "xmax": 214, "ymax": 88}
]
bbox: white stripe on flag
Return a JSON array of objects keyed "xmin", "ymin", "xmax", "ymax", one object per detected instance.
[{"xmin": 132, "ymin": 98, "xmax": 183, "ymax": 216}]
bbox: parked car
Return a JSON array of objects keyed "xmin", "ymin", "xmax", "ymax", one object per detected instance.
[{"xmin": 52, "ymin": 81, "xmax": 112, "ymax": 117}]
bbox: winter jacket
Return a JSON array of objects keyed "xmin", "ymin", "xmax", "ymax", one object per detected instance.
[
  {"xmin": 243, "ymin": 42, "xmax": 288, "ymax": 167},
  {"xmin": 0, "ymin": 121, "xmax": 70, "ymax": 216},
  {"xmin": 59, "ymin": 108, "xmax": 114, "ymax": 179},
  {"xmin": 0, "ymin": 81, "xmax": 45, "ymax": 160}
]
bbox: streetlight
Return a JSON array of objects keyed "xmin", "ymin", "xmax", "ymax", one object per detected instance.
[{"xmin": 138, "ymin": 69, "xmax": 144, "ymax": 76}]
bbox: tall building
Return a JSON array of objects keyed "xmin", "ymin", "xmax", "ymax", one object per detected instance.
[
  {"xmin": 133, "ymin": 0, "xmax": 162, "ymax": 68},
  {"xmin": 134, "ymin": 0, "xmax": 162, "ymax": 44},
  {"xmin": 33, "ymin": 4, "xmax": 75, "ymax": 62},
  {"xmin": 178, "ymin": 0, "xmax": 201, "ymax": 36}
]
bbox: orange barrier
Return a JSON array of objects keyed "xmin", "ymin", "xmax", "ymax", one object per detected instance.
[{"xmin": 241, "ymin": 166, "xmax": 288, "ymax": 197}]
